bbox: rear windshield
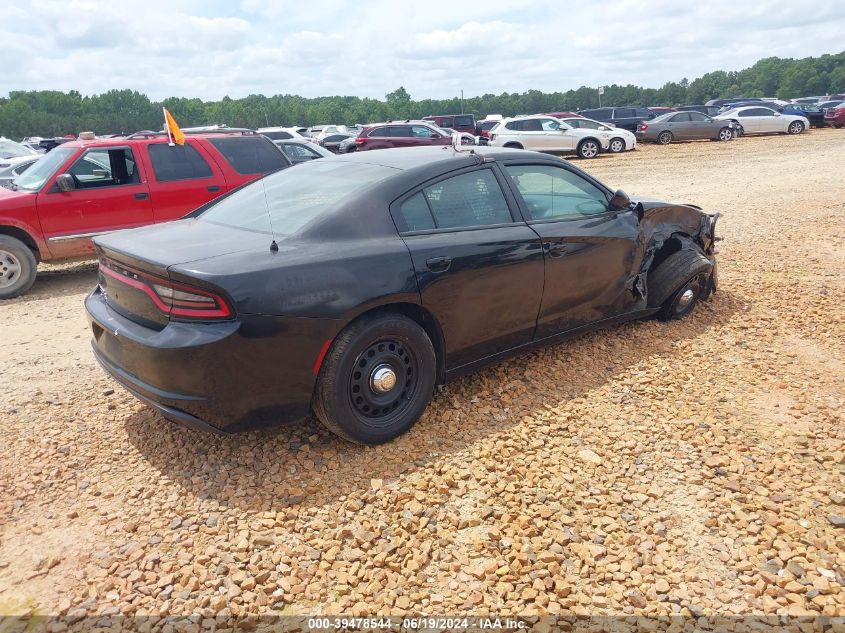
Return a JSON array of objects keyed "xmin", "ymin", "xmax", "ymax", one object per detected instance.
[
  {"xmin": 208, "ymin": 136, "xmax": 289, "ymax": 174},
  {"xmin": 198, "ymin": 160, "xmax": 398, "ymax": 235}
]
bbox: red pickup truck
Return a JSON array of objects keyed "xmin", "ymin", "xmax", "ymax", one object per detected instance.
[{"xmin": 0, "ymin": 130, "xmax": 289, "ymax": 298}]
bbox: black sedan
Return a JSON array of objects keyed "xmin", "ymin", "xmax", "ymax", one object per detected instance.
[{"xmin": 86, "ymin": 147, "xmax": 719, "ymax": 445}]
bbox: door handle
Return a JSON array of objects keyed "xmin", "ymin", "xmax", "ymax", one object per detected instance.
[
  {"xmin": 207, "ymin": 185, "xmax": 221, "ymax": 192},
  {"xmin": 134, "ymin": 192, "xmax": 149, "ymax": 200},
  {"xmin": 425, "ymin": 256, "xmax": 452, "ymax": 273},
  {"xmin": 542, "ymin": 242, "xmax": 567, "ymax": 258}
]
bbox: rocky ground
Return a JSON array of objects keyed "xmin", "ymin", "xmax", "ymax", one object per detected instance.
[{"xmin": 1, "ymin": 128, "xmax": 843, "ymax": 629}]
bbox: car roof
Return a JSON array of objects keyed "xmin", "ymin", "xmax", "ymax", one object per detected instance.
[
  {"xmin": 332, "ymin": 145, "xmax": 545, "ymax": 170},
  {"xmin": 54, "ymin": 132, "xmax": 265, "ymax": 150}
]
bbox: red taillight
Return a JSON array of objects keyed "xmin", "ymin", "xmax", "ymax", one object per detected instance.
[
  {"xmin": 355, "ymin": 137, "xmax": 367, "ymax": 144},
  {"xmin": 99, "ymin": 258, "xmax": 232, "ymax": 321},
  {"xmin": 639, "ymin": 123, "xmax": 648, "ymax": 131}
]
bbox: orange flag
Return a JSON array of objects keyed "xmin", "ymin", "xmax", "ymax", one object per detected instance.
[{"xmin": 163, "ymin": 108, "xmax": 185, "ymax": 145}]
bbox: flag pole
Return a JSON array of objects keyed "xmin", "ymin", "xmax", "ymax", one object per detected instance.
[{"xmin": 163, "ymin": 107, "xmax": 174, "ymax": 146}]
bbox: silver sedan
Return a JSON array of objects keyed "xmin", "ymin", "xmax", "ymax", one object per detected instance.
[{"xmin": 636, "ymin": 111, "xmax": 737, "ymax": 144}]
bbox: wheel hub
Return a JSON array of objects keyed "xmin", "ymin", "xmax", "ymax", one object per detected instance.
[
  {"xmin": 349, "ymin": 340, "xmax": 416, "ymax": 419},
  {"xmin": 678, "ymin": 288, "xmax": 695, "ymax": 307},
  {"xmin": 0, "ymin": 249, "xmax": 22, "ymax": 289},
  {"xmin": 370, "ymin": 364, "xmax": 397, "ymax": 394}
]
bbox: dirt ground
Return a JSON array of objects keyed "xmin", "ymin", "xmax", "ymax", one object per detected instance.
[{"xmin": 1, "ymin": 128, "xmax": 843, "ymax": 625}]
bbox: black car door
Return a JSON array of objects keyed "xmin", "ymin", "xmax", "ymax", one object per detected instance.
[
  {"xmin": 499, "ymin": 160, "xmax": 641, "ymax": 339},
  {"xmin": 391, "ymin": 166, "xmax": 544, "ymax": 369}
]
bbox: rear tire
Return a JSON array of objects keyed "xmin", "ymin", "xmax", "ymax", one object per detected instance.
[
  {"xmin": 313, "ymin": 314, "xmax": 436, "ymax": 445},
  {"xmin": 0, "ymin": 235, "xmax": 37, "ymax": 300},
  {"xmin": 647, "ymin": 247, "xmax": 713, "ymax": 321},
  {"xmin": 608, "ymin": 137, "xmax": 626, "ymax": 153},
  {"xmin": 787, "ymin": 121, "xmax": 805, "ymax": 135},
  {"xmin": 717, "ymin": 127, "xmax": 733, "ymax": 141},
  {"xmin": 656, "ymin": 131, "xmax": 673, "ymax": 145},
  {"xmin": 576, "ymin": 139, "xmax": 600, "ymax": 159}
]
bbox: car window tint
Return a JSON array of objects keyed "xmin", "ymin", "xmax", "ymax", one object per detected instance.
[
  {"xmin": 261, "ymin": 131, "xmax": 293, "ymax": 140},
  {"xmin": 454, "ymin": 115, "xmax": 474, "ymax": 128},
  {"xmin": 411, "ymin": 126, "xmax": 436, "ymax": 138},
  {"xmin": 670, "ymin": 113, "xmax": 691, "ymax": 122},
  {"xmin": 281, "ymin": 144, "xmax": 320, "ymax": 160},
  {"xmin": 387, "ymin": 126, "xmax": 411, "ymax": 137},
  {"xmin": 614, "ymin": 108, "xmax": 636, "ymax": 118},
  {"xmin": 688, "ymin": 112, "xmax": 709, "ymax": 122},
  {"xmin": 399, "ymin": 192, "xmax": 436, "ymax": 231},
  {"xmin": 505, "ymin": 164, "xmax": 608, "ymax": 220},
  {"xmin": 505, "ymin": 120, "xmax": 521, "ymax": 131},
  {"xmin": 422, "ymin": 169, "xmax": 512, "ymax": 229},
  {"xmin": 368, "ymin": 127, "xmax": 388, "ymax": 137},
  {"xmin": 439, "ymin": 117, "xmax": 454, "ymax": 128},
  {"xmin": 208, "ymin": 137, "xmax": 288, "ymax": 174},
  {"xmin": 148, "ymin": 143, "xmax": 213, "ymax": 182},
  {"xmin": 540, "ymin": 118, "xmax": 561, "ymax": 131},
  {"xmin": 68, "ymin": 148, "xmax": 139, "ymax": 189},
  {"xmin": 521, "ymin": 119, "xmax": 543, "ymax": 132}
]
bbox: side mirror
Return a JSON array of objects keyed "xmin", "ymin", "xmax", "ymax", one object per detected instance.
[
  {"xmin": 56, "ymin": 173, "xmax": 75, "ymax": 192},
  {"xmin": 609, "ymin": 189, "xmax": 631, "ymax": 211}
]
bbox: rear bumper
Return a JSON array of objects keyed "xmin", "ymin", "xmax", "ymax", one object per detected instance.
[{"xmin": 86, "ymin": 287, "xmax": 340, "ymax": 433}]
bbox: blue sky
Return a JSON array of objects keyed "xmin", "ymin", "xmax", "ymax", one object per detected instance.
[{"xmin": 3, "ymin": 0, "xmax": 844, "ymax": 101}]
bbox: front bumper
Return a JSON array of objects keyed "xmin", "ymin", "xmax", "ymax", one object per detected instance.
[{"xmin": 86, "ymin": 287, "xmax": 339, "ymax": 433}]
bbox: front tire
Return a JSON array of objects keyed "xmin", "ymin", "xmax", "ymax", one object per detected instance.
[
  {"xmin": 608, "ymin": 137, "xmax": 626, "ymax": 153},
  {"xmin": 0, "ymin": 235, "xmax": 37, "ymax": 300},
  {"xmin": 717, "ymin": 127, "xmax": 733, "ymax": 141},
  {"xmin": 656, "ymin": 131, "xmax": 673, "ymax": 145},
  {"xmin": 503, "ymin": 142, "xmax": 524, "ymax": 150},
  {"xmin": 787, "ymin": 121, "xmax": 805, "ymax": 135},
  {"xmin": 313, "ymin": 314, "xmax": 436, "ymax": 445},
  {"xmin": 647, "ymin": 247, "xmax": 713, "ymax": 321},
  {"xmin": 576, "ymin": 139, "xmax": 600, "ymax": 159}
]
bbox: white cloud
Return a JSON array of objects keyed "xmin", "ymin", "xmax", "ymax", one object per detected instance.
[{"xmin": 1, "ymin": 0, "xmax": 843, "ymax": 101}]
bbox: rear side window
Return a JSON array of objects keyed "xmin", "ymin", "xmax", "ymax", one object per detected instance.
[
  {"xmin": 148, "ymin": 143, "xmax": 213, "ymax": 182},
  {"xmin": 261, "ymin": 131, "xmax": 293, "ymax": 140},
  {"xmin": 454, "ymin": 115, "xmax": 474, "ymax": 128},
  {"xmin": 670, "ymin": 113, "xmax": 691, "ymax": 122},
  {"xmin": 613, "ymin": 108, "xmax": 636, "ymax": 118},
  {"xmin": 417, "ymin": 169, "xmax": 512, "ymax": 230},
  {"xmin": 387, "ymin": 126, "xmax": 411, "ymax": 137},
  {"xmin": 399, "ymin": 192, "xmax": 435, "ymax": 231},
  {"xmin": 439, "ymin": 117, "xmax": 454, "ymax": 127},
  {"xmin": 368, "ymin": 127, "xmax": 388, "ymax": 137},
  {"xmin": 582, "ymin": 109, "xmax": 611, "ymax": 120},
  {"xmin": 505, "ymin": 120, "xmax": 522, "ymax": 131},
  {"xmin": 208, "ymin": 137, "xmax": 289, "ymax": 175}
]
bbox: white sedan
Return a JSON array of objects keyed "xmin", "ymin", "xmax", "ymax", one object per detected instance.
[
  {"xmin": 715, "ymin": 106, "xmax": 809, "ymax": 136},
  {"xmin": 559, "ymin": 117, "xmax": 636, "ymax": 153},
  {"xmin": 488, "ymin": 115, "xmax": 610, "ymax": 159}
]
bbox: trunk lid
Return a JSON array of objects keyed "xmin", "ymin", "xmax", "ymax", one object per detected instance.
[{"xmin": 94, "ymin": 219, "xmax": 268, "ymax": 327}]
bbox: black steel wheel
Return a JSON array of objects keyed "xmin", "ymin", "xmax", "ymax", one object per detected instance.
[
  {"xmin": 647, "ymin": 247, "xmax": 714, "ymax": 321},
  {"xmin": 313, "ymin": 313, "xmax": 436, "ymax": 444}
]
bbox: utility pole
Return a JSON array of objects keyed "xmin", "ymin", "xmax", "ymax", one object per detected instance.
[
  {"xmin": 598, "ymin": 86, "xmax": 604, "ymax": 108},
  {"xmin": 461, "ymin": 90, "xmax": 464, "ymax": 114}
]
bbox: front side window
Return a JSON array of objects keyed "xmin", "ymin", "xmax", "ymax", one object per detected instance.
[
  {"xmin": 208, "ymin": 137, "xmax": 289, "ymax": 175},
  {"xmin": 505, "ymin": 164, "xmax": 609, "ymax": 220},
  {"xmin": 13, "ymin": 146, "xmax": 75, "ymax": 190},
  {"xmin": 540, "ymin": 118, "xmax": 562, "ymax": 131},
  {"xmin": 415, "ymin": 169, "xmax": 512, "ymax": 230},
  {"xmin": 411, "ymin": 126, "xmax": 438, "ymax": 138},
  {"xmin": 68, "ymin": 148, "xmax": 139, "ymax": 189},
  {"xmin": 281, "ymin": 144, "xmax": 321, "ymax": 160},
  {"xmin": 148, "ymin": 143, "xmax": 213, "ymax": 182},
  {"xmin": 688, "ymin": 112, "xmax": 709, "ymax": 122}
]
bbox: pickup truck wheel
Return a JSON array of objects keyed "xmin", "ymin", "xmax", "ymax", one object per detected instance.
[
  {"xmin": 313, "ymin": 313, "xmax": 436, "ymax": 445},
  {"xmin": 0, "ymin": 235, "xmax": 37, "ymax": 300},
  {"xmin": 647, "ymin": 247, "xmax": 713, "ymax": 321}
]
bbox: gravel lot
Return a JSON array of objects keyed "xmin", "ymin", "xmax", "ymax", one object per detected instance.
[{"xmin": 1, "ymin": 129, "xmax": 843, "ymax": 625}]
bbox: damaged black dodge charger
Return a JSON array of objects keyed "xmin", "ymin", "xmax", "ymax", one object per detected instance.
[{"xmin": 86, "ymin": 146, "xmax": 718, "ymax": 444}]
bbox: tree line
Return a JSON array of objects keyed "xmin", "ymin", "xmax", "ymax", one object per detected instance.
[{"xmin": 1, "ymin": 51, "xmax": 843, "ymax": 138}]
